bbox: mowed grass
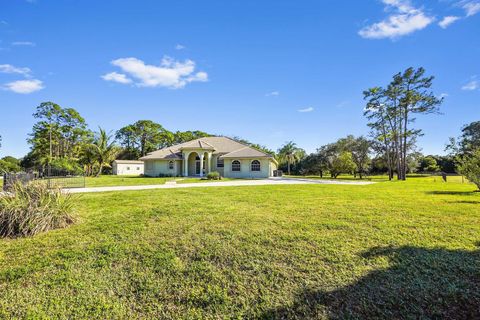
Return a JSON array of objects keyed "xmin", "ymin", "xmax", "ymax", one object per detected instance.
[
  {"xmin": 85, "ymin": 175, "xmax": 234, "ymax": 187},
  {"xmin": 0, "ymin": 177, "xmax": 479, "ymax": 318}
]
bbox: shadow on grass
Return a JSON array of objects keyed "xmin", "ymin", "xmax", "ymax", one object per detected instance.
[
  {"xmin": 426, "ymin": 190, "xmax": 478, "ymax": 196},
  {"xmin": 262, "ymin": 245, "xmax": 480, "ymax": 319}
]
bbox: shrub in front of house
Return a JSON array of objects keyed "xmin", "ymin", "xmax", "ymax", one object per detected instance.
[
  {"xmin": 0, "ymin": 181, "xmax": 76, "ymax": 238},
  {"xmin": 206, "ymin": 171, "xmax": 221, "ymax": 180}
]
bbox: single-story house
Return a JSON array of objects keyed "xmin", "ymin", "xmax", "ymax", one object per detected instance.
[
  {"xmin": 112, "ymin": 160, "xmax": 145, "ymax": 175},
  {"xmin": 140, "ymin": 136, "xmax": 278, "ymax": 178}
]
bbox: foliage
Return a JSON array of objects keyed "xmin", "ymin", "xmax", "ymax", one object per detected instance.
[
  {"xmin": 28, "ymin": 102, "xmax": 92, "ymax": 167},
  {"xmin": 277, "ymin": 141, "xmax": 305, "ymax": 175},
  {"xmin": 0, "ymin": 178, "xmax": 478, "ymax": 318},
  {"xmin": 447, "ymin": 121, "xmax": 480, "ymax": 156},
  {"xmin": 330, "ymin": 151, "xmax": 356, "ymax": 178},
  {"xmin": 419, "ymin": 156, "xmax": 440, "ymax": 172},
  {"xmin": 116, "ymin": 120, "xmax": 175, "ymax": 158},
  {"xmin": 337, "ymin": 135, "xmax": 372, "ymax": 178},
  {"xmin": 0, "ymin": 156, "xmax": 21, "ymax": 173},
  {"xmin": 172, "ymin": 130, "xmax": 211, "ymax": 145},
  {"xmin": 364, "ymin": 67, "xmax": 442, "ymax": 180},
  {"xmin": 457, "ymin": 149, "xmax": 480, "ymax": 190},
  {"xmin": 0, "ymin": 181, "xmax": 75, "ymax": 238},
  {"xmin": 206, "ymin": 171, "xmax": 221, "ymax": 180},
  {"xmin": 89, "ymin": 128, "xmax": 120, "ymax": 177}
]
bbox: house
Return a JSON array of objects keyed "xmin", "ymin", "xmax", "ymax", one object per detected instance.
[
  {"xmin": 112, "ymin": 160, "xmax": 145, "ymax": 175},
  {"xmin": 140, "ymin": 136, "xmax": 277, "ymax": 178}
]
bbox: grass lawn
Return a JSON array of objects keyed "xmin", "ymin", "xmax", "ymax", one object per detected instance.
[
  {"xmin": 85, "ymin": 175, "xmax": 234, "ymax": 187},
  {"xmin": 0, "ymin": 177, "xmax": 479, "ymax": 318},
  {"xmin": 288, "ymin": 173, "xmax": 468, "ymax": 183}
]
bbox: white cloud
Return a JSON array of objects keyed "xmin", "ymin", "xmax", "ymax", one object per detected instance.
[
  {"xmin": 298, "ymin": 107, "xmax": 314, "ymax": 113},
  {"xmin": 462, "ymin": 80, "xmax": 479, "ymax": 90},
  {"xmin": 439, "ymin": 93, "xmax": 449, "ymax": 98},
  {"xmin": 463, "ymin": 1, "xmax": 480, "ymax": 16},
  {"xmin": 101, "ymin": 72, "xmax": 132, "ymax": 84},
  {"xmin": 266, "ymin": 91, "xmax": 279, "ymax": 96},
  {"xmin": 3, "ymin": 79, "xmax": 44, "ymax": 94},
  {"xmin": 0, "ymin": 64, "xmax": 31, "ymax": 77},
  {"xmin": 359, "ymin": 0, "xmax": 434, "ymax": 39},
  {"xmin": 438, "ymin": 16, "xmax": 460, "ymax": 28},
  {"xmin": 175, "ymin": 44, "xmax": 185, "ymax": 50},
  {"xmin": 104, "ymin": 56, "xmax": 208, "ymax": 89},
  {"xmin": 11, "ymin": 41, "xmax": 36, "ymax": 47}
]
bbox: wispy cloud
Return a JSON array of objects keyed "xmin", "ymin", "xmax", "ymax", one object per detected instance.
[
  {"xmin": 438, "ymin": 93, "xmax": 449, "ymax": 99},
  {"xmin": 175, "ymin": 44, "xmax": 185, "ymax": 50},
  {"xmin": 359, "ymin": 0, "xmax": 434, "ymax": 39},
  {"xmin": 462, "ymin": 1, "xmax": 480, "ymax": 16},
  {"xmin": 462, "ymin": 80, "xmax": 478, "ymax": 90},
  {"xmin": 101, "ymin": 72, "xmax": 132, "ymax": 84},
  {"xmin": 102, "ymin": 56, "xmax": 208, "ymax": 89},
  {"xmin": 0, "ymin": 64, "xmax": 31, "ymax": 77},
  {"xmin": 298, "ymin": 107, "xmax": 314, "ymax": 113},
  {"xmin": 336, "ymin": 100, "xmax": 349, "ymax": 108},
  {"xmin": 265, "ymin": 91, "xmax": 279, "ymax": 97},
  {"xmin": 438, "ymin": 16, "xmax": 460, "ymax": 28},
  {"xmin": 11, "ymin": 41, "xmax": 36, "ymax": 47},
  {"xmin": 3, "ymin": 79, "xmax": 44, "ymax": 94}
]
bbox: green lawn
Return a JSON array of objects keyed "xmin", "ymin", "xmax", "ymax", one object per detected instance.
[
  {"xmin": 288, "ymin": 173, "xmax": 468, "ymax": 183},
  {"xmin": 85, "ymin": 175, "xmax": 233, "ymax": 187},
  {"xmin": 1, "ymin": 177, "xmax": 479, "ymax": 318}
]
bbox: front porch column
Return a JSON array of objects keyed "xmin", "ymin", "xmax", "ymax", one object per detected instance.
[
  {"xmin": 207, "ymin": 153, "xmax": 212, "ymax": 174},
  {"xmin": 183, "ymin": 151, "xmax": 190, "ymax": 177},
  {"xmin": 199, "ymin": 154, "xmax": 204, "ymax": 177}
]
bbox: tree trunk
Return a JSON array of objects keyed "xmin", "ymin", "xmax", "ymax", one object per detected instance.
[
  {"xmin": 96, "ymin": 164, "xmax": 103, "ymax": 177},
  {"xmin": 287, "ymin": 162, "xmax": 291, "ymax": 175}
]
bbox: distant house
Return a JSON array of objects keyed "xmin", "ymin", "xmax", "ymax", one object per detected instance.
[
  {"xmin": 112, "ymin": 160, "xmax": 144, "ymax": 176},
  {"xmin": 140, "ymin": 136, "xmax": 277, "ymax": 178}
]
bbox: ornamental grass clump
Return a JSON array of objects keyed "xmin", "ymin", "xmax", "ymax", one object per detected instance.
[{"xmin": 0, "ymin": 181, "xmax": 76, "ymax": 238}]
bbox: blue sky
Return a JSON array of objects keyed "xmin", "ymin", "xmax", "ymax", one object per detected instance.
[{"xmin": 0, "ymin": 0, "xmax": 479, "ymax": 158}]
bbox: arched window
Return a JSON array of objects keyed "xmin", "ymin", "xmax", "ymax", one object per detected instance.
[
  {"xmin": 168, "ymin": 161, "xmax": 174, "ymax": 170},
  {"xmin": 232, "ymin": 160, "xmax": 241, "ymax": 172},
  {"xmin": 251, "ymin": 160, "xmax": 260, "ymax": 171}
]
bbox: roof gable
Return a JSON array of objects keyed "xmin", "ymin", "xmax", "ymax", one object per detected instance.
[{"xmin": 140, "ymin": 136, "xmax": 273, "ymax": 161}]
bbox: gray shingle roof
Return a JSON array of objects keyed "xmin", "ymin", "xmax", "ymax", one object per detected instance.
[{"xmin": 139, "ymin": 136, "xmax": 275, "ymax": 162}]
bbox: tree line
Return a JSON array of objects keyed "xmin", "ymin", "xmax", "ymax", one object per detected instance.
[
  {"xmin": 0, "ymin": 67, "xmax": 478, "ymax": 186},
  {"xmin": 0, "ymin": 102, "xmax": 272, "ymax": 176}
]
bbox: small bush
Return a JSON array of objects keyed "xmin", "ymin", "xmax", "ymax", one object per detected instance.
[
  {"xmin": 206, "ymin": 171, "xmax": 221, "ymax": 180},
  {"xmin": 0, "ymin": 182, "xmax": 76, "ymax": 238}
]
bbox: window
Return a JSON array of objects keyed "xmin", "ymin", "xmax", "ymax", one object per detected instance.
[
  {"xmin": 251, "ymin": 160, "xmax": 260, "ymax": 172},
  {"xmin": 168, "ymin": 161, "xmax": 174, "ymax": 170},
  {"xmin": 137, "ymin": 166, "xmax": 140, "ymax": 170},
  {"xmin": 217, "ymin": 158, "xmax": 224, "ymax": 168},
  {"xmin": 127, "ymin": 167, "xmax": 130, "ymax": 170},
  {"xmin": 232, "ymin": 160, "xmax": 241, "ymax": 172}
]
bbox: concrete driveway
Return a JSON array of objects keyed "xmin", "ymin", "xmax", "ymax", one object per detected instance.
[{"xmin": 64, "ymin": 177, "xmax": 374, "ymax": 194}]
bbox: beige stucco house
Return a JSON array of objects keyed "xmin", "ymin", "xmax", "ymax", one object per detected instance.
[{"xmin": 140, "ymin": 136, "xmax": 277, "ymax": 178}]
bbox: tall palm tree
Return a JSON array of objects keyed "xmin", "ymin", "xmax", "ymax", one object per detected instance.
[
  {"xmin": 91, "ymin": 128, "xmax": 119, "ymax": 177},
  {"xmin": 277, "ymin": 141, "xmax": 305, "ymax": 175}
]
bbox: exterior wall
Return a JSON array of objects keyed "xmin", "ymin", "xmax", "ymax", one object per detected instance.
[
  {"xmin": 144, "ymin": 160, "xmax": 180, "ymax": 177},
  {"xmin": 211, "ymin": 154, "xmax": 225, "ymax": 176},
  {"xmin": 222, "ymin": 158, "xmax": 272, "ymax": 178},
  {"xmin": 113, "ymin": 163, "xmax": 144, "ymax": 175},
  {"xmin": 144, "ymin": 157, "xmax": 275, "ymax": 178}
]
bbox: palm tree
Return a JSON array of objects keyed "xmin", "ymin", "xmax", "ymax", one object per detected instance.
[
  {"xmin": 277, "ymin": 141, "xmax": 305, "ymax": 175},
  {"xmin": 91, "ymin": 128, "xmax": 119, "ymax": 177}
]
